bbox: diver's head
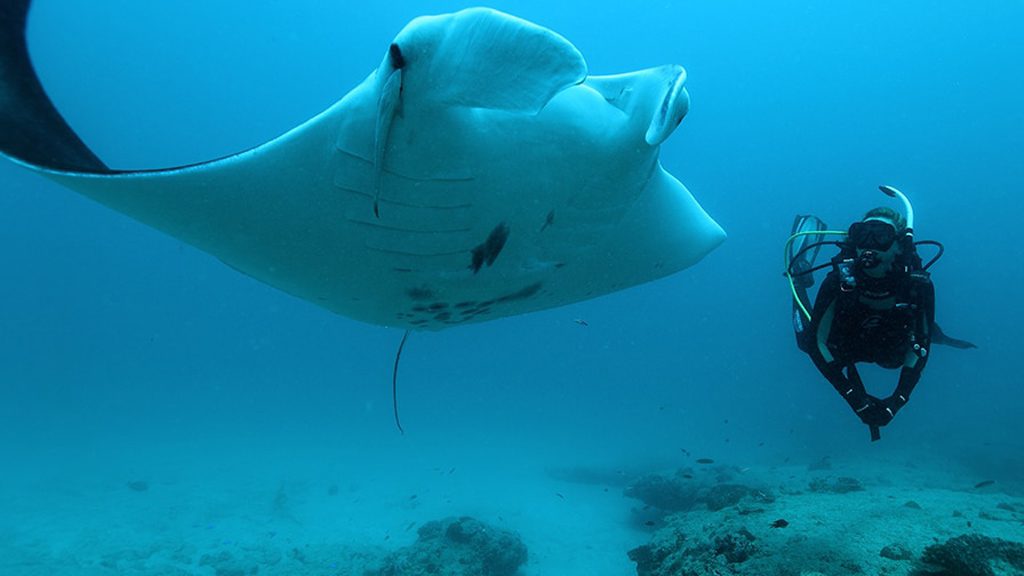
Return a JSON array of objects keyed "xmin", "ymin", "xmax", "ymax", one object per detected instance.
[{"xmin": 848, "ymin": 207, "xmax": 906, "ymax": 277}]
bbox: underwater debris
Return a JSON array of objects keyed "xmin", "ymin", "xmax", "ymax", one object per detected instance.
[{"xmin": 921, "ymin": 533, "xmax": 1024, "ymax": 576}]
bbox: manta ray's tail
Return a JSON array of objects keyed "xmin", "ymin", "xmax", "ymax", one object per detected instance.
[{"xmin": 0, "ymin": 0, "xmax": 107, "ymax": 172}]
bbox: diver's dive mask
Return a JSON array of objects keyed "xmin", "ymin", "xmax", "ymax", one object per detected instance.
[
  {"xmin": 848, "ymin": 218, "xmax": 900, "ymax": 272},
  {"xmin": 848, "ymin": 219, "xmax": 898, "ymax": 252}
]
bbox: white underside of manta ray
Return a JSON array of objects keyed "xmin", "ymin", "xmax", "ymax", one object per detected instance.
[{"xmin": 0, "ymin": 3, "xmax": 725, "ymax": 330}]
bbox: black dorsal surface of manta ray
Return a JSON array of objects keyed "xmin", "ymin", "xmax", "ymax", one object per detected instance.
[{"xmin": 0, "ymin": 1, "xmax": 725, "ymax": 330}]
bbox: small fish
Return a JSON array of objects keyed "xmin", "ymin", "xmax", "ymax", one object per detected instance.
[
  {"xmin": 974, "ymin": 480, "xmax": 996, "ymax": 489},
  {"xmin": 448, "ymin": 467, "xmax": 456, "ymax": 475},
  {"xmin": 405, "ymin": 521, "xmax": 416, "ymax": 531},
  {"xmin": 681, "ymin": 474, "xmax": 694, "ymax": 479},
  {"xmin": 409, "ymin": 494, "xmax": 418, "ymax": 500},
  {"xmin": 644, "ymin": 520, "xmax": 656, "ymax": 527},
  {"xmin": 771, "ymin": 519, "xmax": 789, "ymax": 528},
  {"xmin": 556, "ymin": 492, "xmax": 565, "ymax": 500},
  {"xmin": 696, "ymin": 458, "xmax": 715, "ymax": 465},
  {"xmin": 680, "ymin": 448, "xmax": 691, "ymax": 457},
  {"xmin": 573, "ymin": 318, "xmax": 589, "ymax": 327},
  {"xmin": 126, "ymin": 480, "xmax": 149, "ymax": 492}
]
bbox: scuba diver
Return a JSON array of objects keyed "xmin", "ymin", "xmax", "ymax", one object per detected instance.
[{"xmin": 785, "ymin": 185, "xmax": 976, "ymax": 441}]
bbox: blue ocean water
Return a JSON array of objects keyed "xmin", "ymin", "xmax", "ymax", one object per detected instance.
[{"xmin": 1, "ymin": 1, "xmax": 1021, "ymax": 574}]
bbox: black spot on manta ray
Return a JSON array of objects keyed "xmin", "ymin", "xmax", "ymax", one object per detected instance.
[
  {"xmin": 406, "ymin": 286, "xmax": 434, "ymax": 301},
  {"xmin": 469, "ymin": 222, "xmax": 510, "ymax": 273}
]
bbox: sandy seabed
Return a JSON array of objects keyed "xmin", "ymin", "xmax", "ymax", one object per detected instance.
[{"xmin": 2, "ymin": 434, "xmax": 1021, "ymax": 576}]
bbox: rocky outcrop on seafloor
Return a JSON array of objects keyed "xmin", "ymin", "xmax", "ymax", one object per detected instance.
[
  {"xmin": 628, "ymin": 521, "xmax": 759, "ymax": 576},
  {"xmin": 372, "ymin": 516, "xmax": 527, "ymax": 576},
  {"xmin": 919, "ymin": 533, "xmax": 1024, "ymax": 576},
  {"xmin": 624, "ymin": 472, "xmax": 701, "ymax": 512},
  {"xmin": 624, "ymin": 470, "xmax": 774, "ymax": 514}
]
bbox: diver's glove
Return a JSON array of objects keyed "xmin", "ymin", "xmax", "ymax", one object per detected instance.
[
  {"xmin": 880, "ymin": 394, "xmax": 908, "ymax": 418},
  {"xmin": 859, "ymin": 396, "xmax": 896, "ymax": 427},
  {"xmin": 841, "ymin": 388, "xmax": 874, "ymax": 423}
]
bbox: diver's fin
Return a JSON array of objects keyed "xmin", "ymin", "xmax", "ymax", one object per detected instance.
[
  {"xmin": 788, "ymin": 214, "xmax": 828, "ymax": 288},
  {"xmin": 931, "ymin": 322, "xmax": 978, "ymax": 350},
  {"xmin": 789, "ymin": 214, "xmax": 829, "ymax": 261}
]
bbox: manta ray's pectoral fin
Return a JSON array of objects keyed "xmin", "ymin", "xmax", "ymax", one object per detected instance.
[{"xmin": 373, "ymin": 43, "xmax": 406, "ymax": 218}]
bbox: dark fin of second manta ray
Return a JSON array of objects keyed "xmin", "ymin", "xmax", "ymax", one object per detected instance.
[
  {"xmin": 0, "ymin": 0, "xmax": 107, "ymax": 172},
  {"xmin": 931, "ymin": 322, "xmax": 978, "ymax": 350}
]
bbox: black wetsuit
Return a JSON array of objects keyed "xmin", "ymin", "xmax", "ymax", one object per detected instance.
[{"xmin": 794, "ymin": 251, "xmax": 934, "ymax": 430}]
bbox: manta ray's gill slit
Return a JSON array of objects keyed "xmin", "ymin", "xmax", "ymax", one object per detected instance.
[
  {"xmin": 365, "ymin": 244, "xmax": 468, "ymax": 258},
  {"xmin": 344, "ymin": 217, "xmax": 472, "ymax": 235},
  {"xmin": 335, "ymin": 184, "xmax": 473, "ymax": 211},
  {"xmin": 333, "ymin": 148, "xmax": 475, "ymax": 183}
]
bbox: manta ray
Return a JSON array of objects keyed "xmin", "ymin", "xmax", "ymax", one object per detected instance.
[{"xmin": 0, "ymin": 2, "xmax": 725, "ymax": 331}]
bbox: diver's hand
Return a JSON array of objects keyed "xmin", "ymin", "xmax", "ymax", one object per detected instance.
[
  {"xmin": 880, "ymin": 394, "xmax": 907, "ymax": 418},
  {"xmin": 858, "ymin": 396, "xmax": 895, "ymax": 427}
]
